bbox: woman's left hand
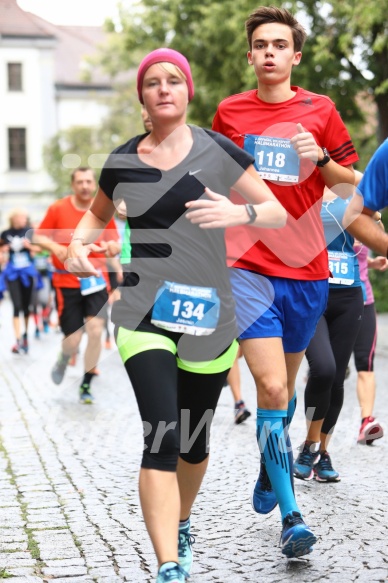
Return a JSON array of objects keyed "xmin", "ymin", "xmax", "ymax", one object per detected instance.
[
  {"xmin": 65, "ymin": 241, "xmax": 104, "ymax": 277},
  {"xmin": 185, "ymin": 187, "xmax": 247, "ymax": 229}
]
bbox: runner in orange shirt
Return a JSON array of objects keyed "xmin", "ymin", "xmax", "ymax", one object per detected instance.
[{"xmin": 34, "ymin": 167, "xmax": 120, "ymax": 403}]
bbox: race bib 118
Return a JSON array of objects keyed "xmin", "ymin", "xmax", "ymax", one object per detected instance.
[{"xmin": 244, "ymin": 134, "xmax": 300, "ymax": 183}]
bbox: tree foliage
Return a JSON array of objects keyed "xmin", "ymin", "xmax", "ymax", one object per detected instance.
[
  {"xmin": 43, "ymin": 88, "xmax": 144, "ymax": 195},
  {"xmin": 100, "ymin": 0, "xmax": 387, "ymax": 159}
]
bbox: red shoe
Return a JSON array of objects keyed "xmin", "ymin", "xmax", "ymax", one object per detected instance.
[
  {"xmin": 11, "ymin": 342, "xmax": 21, "ymax": 354},
  {"xmin": 358, "ymin": 416, "xmax": 384, "ymax": 445},
  {"xmin": 69, "ymin": 354, "xmax": 77, "ymax": 366}
]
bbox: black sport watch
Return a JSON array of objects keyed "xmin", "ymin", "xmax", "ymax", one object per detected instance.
[
  {"xmin": 317, "ymin": 147, "xmax": 331, "ymax": 167},
  {"xmin": 245, "ymin": 204, "xmax": 257, "ymax": 224}
]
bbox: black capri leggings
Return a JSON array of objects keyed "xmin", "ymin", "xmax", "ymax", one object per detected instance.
[
  {"xmin": 304, "ymin": 286, "xmax": 364, "ymax": 436},
  {"xmin": 124, "ymin": 349, "xmax": 229, "ymax": 471},
  {"xmin": 353, "ymin": 303, "xmax": 377, "ymax": 372},
  {"xmin": 7, "ymin": 277, "xmax": 34, "ymax": 318}
]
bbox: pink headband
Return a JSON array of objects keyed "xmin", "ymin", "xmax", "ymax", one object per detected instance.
[{"xmin": 137, "ymin": 48, "xmax": 195, "ymax": 104}]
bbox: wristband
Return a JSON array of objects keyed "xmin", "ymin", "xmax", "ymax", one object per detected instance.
[
  {"xmin": 245, "ymin": 204, "xmax": 257, "ymax": 224},
  {"xmin": 71, "ymin": 237, "xmax": 85, "ymax": 244}
]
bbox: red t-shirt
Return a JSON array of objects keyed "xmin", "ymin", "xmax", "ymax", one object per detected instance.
[
  {"xmin": 37, "ymin": 195, "xmax": 119, "ymax": 289},
  {"xmin": 212, "ymin": 87, "xmax": 359, "ymax": 280}
]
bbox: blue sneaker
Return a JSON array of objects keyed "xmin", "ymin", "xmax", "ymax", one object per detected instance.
[
  {"xmin": 313, "ymin": 451, "xmax": 340, "ymax": 482},
  {"xmin": 21, "ymin": 334, "xmax": 29, "ymax": 354},
  {"xmin": 251, "ymin": 460, "xmax": 278, "ymax": 514},
  {"xmin": 281, "ymin": 511, "xmax": 317, "ymax": 558},
  {"xmin": 79, "ymin": 383, "xmax": 94, "ymax": 404},
  {"xmin": 178, "ymin": 520, "xmax": 195, "ymax": 575},
  {"xmin": 156, "ymin": 562, "xmax": 188, "ymax": 582},
  {"xmin": 293, "ymin": 442, "xmax": 320, "ymax": 481}
]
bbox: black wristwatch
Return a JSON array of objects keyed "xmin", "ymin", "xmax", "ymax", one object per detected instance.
[
  {"xmin": 245, "ymin": 204, "xmax": 257, "ymax": 224},
  {"xmin": 317, "ymin": 147, "xmax": 331, "ymax": 167}
]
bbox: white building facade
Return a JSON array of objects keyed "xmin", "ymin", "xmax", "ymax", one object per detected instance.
[{"xmin": 0, "ymin": 0, "xmax": 112, "ymax": 227}]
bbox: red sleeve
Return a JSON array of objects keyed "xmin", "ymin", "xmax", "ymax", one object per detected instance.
[
  {"xmin": 103, "ymin": 217, "xmax": 120, "ymax": 242},
  {"xmin": 37, "ymin": 205, "xmax": 57, "ymax": 237},
  {"xmin": 212, "ymin": 107, "xmax": 222, "ymax": 133},
  {"xmin": 323, "ymin": 106, "xmax": 359, "ymax": 166}
]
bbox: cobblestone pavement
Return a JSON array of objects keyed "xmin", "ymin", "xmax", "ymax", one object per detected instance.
[{"xmin": 0, "ymin": 297, "xmax": 387, "ymax": 583}]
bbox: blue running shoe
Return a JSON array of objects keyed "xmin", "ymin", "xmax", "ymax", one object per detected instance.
[
  {"xmin": 156, "ymin": 562, "xmax": 188, "ymax": 582},
  {"xmin": 21, "ymin": 333, "xmax": 29, "ymax": 354},
  {"xmin": 293, "ymin": 443, "xmax": 320, "ymax": 481},
  {"xmin": 178, "ymin": 520, "xmax": 195, "ymax": 575},
  {"xmin": 313, "ymin": 451, "xmax": 340, "ymax": 482},
  {"xmin": 79, "ymin": 383, "xmax": 94, "ymax": 404},
  {"xmin": 251, "ymin": 460, "xmax": 278, "ymax": 514},
  {"xmin": 281, "ymin": 511, "xmax": 317, "ymax": 558}
]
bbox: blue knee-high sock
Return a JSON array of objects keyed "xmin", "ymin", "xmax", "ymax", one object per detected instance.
[
  {"xmin": 256, "ymin": 408, "xmax": 300, "ymax": 520},
  {"xmin": 260, "ymin": 393, "xmax": 296, "ymax": 468},
  {"xmin": 285, "ymin": 392, "xmax": 297, "ymax": 492}
]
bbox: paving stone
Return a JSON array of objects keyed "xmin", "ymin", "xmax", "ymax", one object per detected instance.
[
  {"xmin": 42, "ymin": 565, "xmax": 88, "ymax": 577},
  {"xmin": 6, "ymin": 568, "xmax": 38, "ymax": 577},
  {"xmin": 44, "ymin": 558, "xmax": 86, "ymax": 567},
  {"xmin": 3, "ymin": 578, "xmax": 42, "ymax": 583},
  {"xmin": 48, "ymin": 579, "xmax": 95, "ymax": 583},
  {"xmin": 87, "ymin": 567, "xmax": 120, "ymax": 578},
  {"xmin": 39, "ymin": 548, "xmax": 82, "ymax": 560},
  {"xmin": 0, "ymin": 541, "xmax": 28, "ymax": 551}
]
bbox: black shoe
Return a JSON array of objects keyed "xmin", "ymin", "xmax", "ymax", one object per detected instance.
[{"xmin": 234, "ymin": 400, "xmax": 251, "ymax": 424}]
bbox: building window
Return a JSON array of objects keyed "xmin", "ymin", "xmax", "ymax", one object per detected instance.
[
  {"xmin": 8, "ymin": 128, "xmax": 27, "ymax": 169},
  {"xmin": 7, "ymin": 63, "xmax": 23, "ymax": 91}
]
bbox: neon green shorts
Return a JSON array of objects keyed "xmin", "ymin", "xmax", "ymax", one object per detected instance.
[{"xmin": 116, "ymin": 328, "xmax": 239, "ymax": 374}]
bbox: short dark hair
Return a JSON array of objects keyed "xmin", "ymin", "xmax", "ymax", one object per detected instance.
[
  {"xmin": 71, "ymin": 167, "xmax": 96, "ymax": 182},
  {"xmin": 245, "ymin": 6, "xmax": 307, "ymax": 52}
]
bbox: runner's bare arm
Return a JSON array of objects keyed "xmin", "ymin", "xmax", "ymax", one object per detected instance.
[{"xmin": 185, "ymin": 164, "xmax": 287, "ymax": 229}]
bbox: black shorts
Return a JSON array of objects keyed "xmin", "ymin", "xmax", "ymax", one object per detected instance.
[{"xmin": 55, "ymin": 287, "xmax": 109, "ymax": 336}]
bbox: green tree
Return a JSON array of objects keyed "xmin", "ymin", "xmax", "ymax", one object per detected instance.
[
  {"xmin": 43, "ymin": 87, "xmax": 143, "ymax": 195},
  {"xmin": 43, "ymin": 126, "xmax": 99, "ymax": 196},
  {"xmin": 101, "ymin": 0, "xmax": 386, "ymax": 156}
]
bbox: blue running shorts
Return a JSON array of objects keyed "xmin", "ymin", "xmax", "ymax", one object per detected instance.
[{"xmin": 229, "ymin": 268, "xmax": 328, "ymax": 353}]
